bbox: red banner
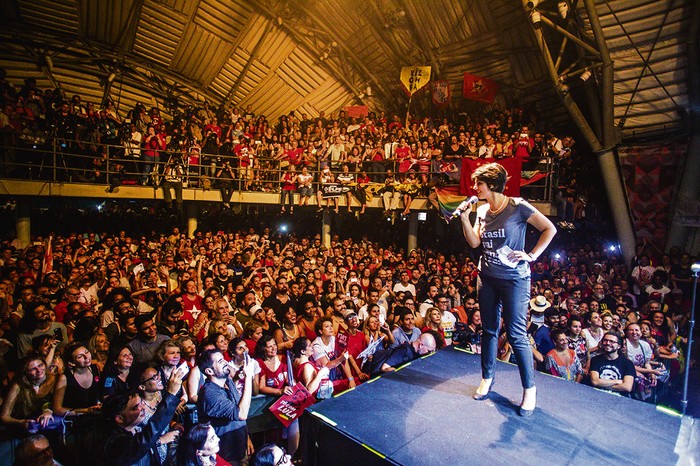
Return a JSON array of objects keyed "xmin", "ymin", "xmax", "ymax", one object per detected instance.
[
  {"xmin": 462, "ymin": 73, "xmax": 498, "ymax": 104},
  {"xmin": 269, "ymin": 382, "xmax": 316, "ymax": 427},
  {"xmin": 344, "ymin": 105, "xmax": 369, "ymax": 119},
  {"xmin": 459, "ymin": 158, "xmax": 523, "ymax": 197},
  {"xmin": 431, "ymin": 80, "xmax": 451, "ymax": 107}
]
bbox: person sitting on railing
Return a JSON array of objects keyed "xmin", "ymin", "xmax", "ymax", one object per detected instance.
[
  {"xmin": 215, "ymin": 160, "xmax": 236, "ymax": 208},
  {"xmin": 162, "ymin": 155, "xmax": 184, "ymax": 211}
]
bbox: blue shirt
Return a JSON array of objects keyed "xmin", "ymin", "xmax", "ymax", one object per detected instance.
[{"xmin": 476, "ymin": 197, "xmax": 536, "ymax": 280}]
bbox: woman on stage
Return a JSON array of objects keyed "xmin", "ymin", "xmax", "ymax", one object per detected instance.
[{"xmin": 459, "ymin": 163, "xmax": 556, "ymax": 416}]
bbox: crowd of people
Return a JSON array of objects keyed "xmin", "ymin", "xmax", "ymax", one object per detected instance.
[
  {"xmin": 0, "ymin": 70, "xmax": 583, "ymax": 222},
  {"xmin": 0, "ymin": 69, "xmax": 694, "ymax": 465},
  {"xmin": 0, "ymin": 220, "xmax": 694, "ymax": 464}
]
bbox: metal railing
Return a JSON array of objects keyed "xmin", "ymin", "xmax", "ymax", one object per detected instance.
[{"xmin": 0, "ymin": 133, "xmax": 555, "ymax": 202}]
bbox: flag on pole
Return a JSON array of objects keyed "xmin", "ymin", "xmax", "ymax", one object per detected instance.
[
  {"xmin": 462, "ymin": 73, "xmax": 499, "ymax": 104},
  {"xmin": 400, "ymin": 66, "xmax": 432, "ymax": 96},
  {"xmin": 431, "ymin": 80, "xmax": 451, "ymax": 107},
  {"xmin": 42, "ymin": 236, "xmax": 53, "ymax": 275}
]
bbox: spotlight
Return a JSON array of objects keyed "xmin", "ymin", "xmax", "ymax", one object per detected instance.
[
  {"xmin": 554, "ymin": 253, "xmax": 561, "ymax": 260},
  {"xmin": 609, "ymin": 245, "xmax": 617, "ymax": 252},
  {"xmin": 279, "ymin": 224, "xmax": 288, "ymax": 233},
  {"xmin": 558, "ymin": 1, "xmax": 569, "ymax": 18},
  {"xmin": 580, "ymin": 70, "xmax": 592, "ymax": 82},
  {"xmin": 276, "ymin": 16, "xmax": 283, "ymax": 26},
  {"xmin": 531, "ymin": 10, "xmax": 542, "ymax": 29},
  {"xmin": 107, "ymin": 72, "xmax": 116, "ymax": 83},
  {"xmin": 526, "ymin": 0, "xmax": 539, "ymax": 9}
]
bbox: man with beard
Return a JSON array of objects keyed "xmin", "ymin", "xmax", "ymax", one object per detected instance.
[
  {"xmin": 392, "ymin": 307, "xmax": 422, "ymax": 347},
  {"xmin": 235, "ymin": 289, "xmax": 257, "ymax": 330},
  {"xmin": 262, "ymin": 276, "xmax": 296, "ymax": 317},
  {"xmin": 586, "ymin": 283, "xmax": 615, "ymax": 313},
  {"xmin": 101, "ymin": 364, "xmax": 187, "ymax": 466},
  {"xmin": 589, "ymin": 332, "xmax": 635, "ymax": 395},
  {"xmin": 197, "ymin": 348, "xmax": 255, "ymax": 464}
]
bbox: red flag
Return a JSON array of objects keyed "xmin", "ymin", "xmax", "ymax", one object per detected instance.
[
  {"xmin": 42, "ymin": 236, "xmax": 53, "ymax": 275},
  {"xmin": 462, "ymin": 73, "xmax": 498, "ymax": 104},
  {"xmin": 459, "ymin": 158, "xmax": 523, "ymax": 196}
]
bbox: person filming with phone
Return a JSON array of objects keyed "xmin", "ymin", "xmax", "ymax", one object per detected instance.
[{"xmin": 196, "ymin": 347, "xmax": 256, "ymax": 465}]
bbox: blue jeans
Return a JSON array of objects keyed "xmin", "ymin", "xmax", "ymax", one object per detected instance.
[{"xmin": 477, "ymin": 273, "xmax": 534, "ymax": 389}]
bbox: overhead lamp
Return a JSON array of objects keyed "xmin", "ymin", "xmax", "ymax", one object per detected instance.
[
  {"xmin": 580, "ymin": 70, "xmax": 592, "ymax": 82},
  {"xmin": 531, "ymin": 10, "xmax": 542, "ymax": 29},
  {"xmin": 558, "ymin": 1, "xmax": 569, "ymax": 19}
]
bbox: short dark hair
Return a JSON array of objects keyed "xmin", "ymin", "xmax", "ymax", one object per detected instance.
[
  {"xmin": 252, "ymin": 443, "xmax": 280, "ymax": 466},
  {"xmin": 603, "ymin": 331, "xmax": 622, "ymax": 345},
  {"xmin": 471, "ymin": 162, "xmax": 508, "ymax": 193},
  {"xmin": 315, "ymin": 316, "xmax": 333, "ymax": 335},
  {"xmin": 197, "ymin": 348, "xmax": 219, "ymax": 373},
  {"xmin": 101, "ymin": 393, "xmax": 133, "ymax": 422}
]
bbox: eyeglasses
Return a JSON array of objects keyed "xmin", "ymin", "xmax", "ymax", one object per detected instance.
[
  {"xmin": 601, "ymin": 339, "xmax": 619, "ymax": 345},
  {"xmin": 140, "ymin": 372, "xmax": 160, "ymax": 384}
]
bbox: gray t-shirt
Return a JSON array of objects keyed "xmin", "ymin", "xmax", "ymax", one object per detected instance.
[{"xmin": 476, "ymin": 197, "xmax": 536, "ymax": 280}]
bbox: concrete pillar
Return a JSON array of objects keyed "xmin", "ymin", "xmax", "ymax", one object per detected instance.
[
  {"xmin": 322, "ymin": 210, "xmax": 331, "ymax": 248},
  {"xmin": 15, "ymin": 200, "xmax": 31, "ymax": 249},
  {"xmin": 186, "ymin": 203, "xmax": 198, "ymax": 239},
  {"xmin": 407, "ymin": 212, "xmax": 418, "ymax": 253}
]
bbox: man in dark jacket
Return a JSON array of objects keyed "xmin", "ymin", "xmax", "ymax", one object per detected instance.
[{"xmin": 101, "ymin": 364, "xmax": 187, "ymax": 465}]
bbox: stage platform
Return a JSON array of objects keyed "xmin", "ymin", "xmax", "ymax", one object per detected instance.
[{"xmin": 303, "ymin": 347, "xmax": 698, "ymax": 465}]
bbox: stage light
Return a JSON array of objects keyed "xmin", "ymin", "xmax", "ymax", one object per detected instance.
[
  {"xmin": 417, "ymin": 212, "xmax": 427, "ymax": 221},
  {"xmin": 531, "ymin": 11, "xmax": 542, "ymax": 29},
  {"xmin": 279, "ymin": 224, "xmax": 288, "ymax": 233},
  {"xmin": 554, "ymin": 253, "xmax": 561, "ymax": 259},
  {"xmin": 558, "ymin": 1, "xmax": 569, "ymax": 19},
  {"xmin": 526, "ymin": 0, "xmax": 539, "ymax": 9},
  {"xmin": 609, "ymin": 245, "xmax": 616, "ymax": 252},
  {"xmin": 580, "ymin": 70, "xmax": 592, "ymax": 82},
  {"xmin": 107, "ymin": 72, "xmax": 116, "ymax": 83}
]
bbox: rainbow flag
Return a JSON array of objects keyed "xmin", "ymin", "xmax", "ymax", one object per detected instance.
[{"xmin": 434, "ymin": 186, "xmax": 468, "ymax": 222}]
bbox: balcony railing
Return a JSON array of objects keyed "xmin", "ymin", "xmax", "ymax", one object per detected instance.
[{"xmin": 0, "ymin": 133, "xmax": 556, "ymax": 203}]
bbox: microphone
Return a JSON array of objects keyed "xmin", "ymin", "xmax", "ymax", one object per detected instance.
[
  {"xmin": 691, "ymin": 262, "xmax": 700, "ymax": 275},
  {"xmin": 451, "ymin": 196, "xmax": 479, "ymax": 219}
]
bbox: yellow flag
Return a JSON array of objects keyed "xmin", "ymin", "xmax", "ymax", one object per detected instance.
[{"xmin": 400, "ymin": 66, "xmax": 432, "ymax": 96}]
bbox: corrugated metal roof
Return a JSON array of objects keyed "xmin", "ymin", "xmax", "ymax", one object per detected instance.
[
  {"xmin": 580, "ymin": 0, "xmax": 692, "ymax": 138},
  {"xmin": 0, "ymin": 0, "xmax": 691, "ymax": 138}
]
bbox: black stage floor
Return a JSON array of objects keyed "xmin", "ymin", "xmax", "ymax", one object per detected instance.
[{"xmin": 304, "ymin": 347, "xmax": 699, "ymax": 465}]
